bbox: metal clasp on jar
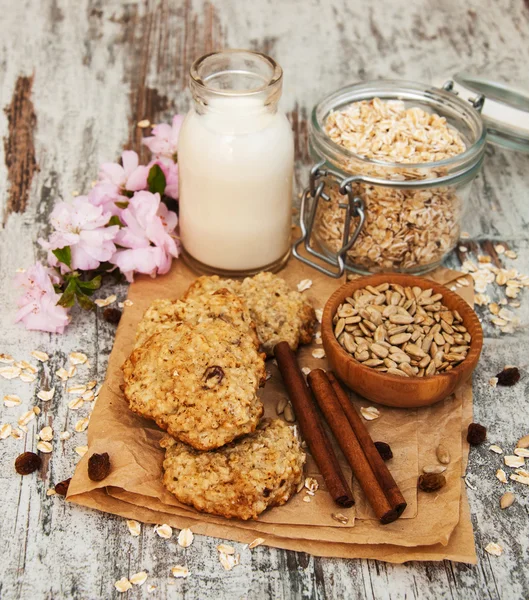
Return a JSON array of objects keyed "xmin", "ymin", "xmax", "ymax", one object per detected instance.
[{"xmin": 293, "ymin": 161, "xmax": 366, "ymax": 278}]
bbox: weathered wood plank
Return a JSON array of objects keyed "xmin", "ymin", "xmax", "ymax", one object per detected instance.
[{"xmin": 1, "ymin": 0, "xmax": 529, "ymax": 598}]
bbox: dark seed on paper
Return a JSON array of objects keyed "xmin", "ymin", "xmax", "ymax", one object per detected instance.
[
  {"xmin": 88, "ymin": 452, "xmax": 111, "ymax": 481},
  {"xmin": 496, "ymin": 367, "xmax": 520, "ymax": 387},
  {"xmin": 55, "ymin": 478, "xmax": 71, "ymax": 496},
  {"xmin": 418, "ymin": 473, "xmax": 446, "ymax": 492},
  {"xmin": 15, "ymin": 452, "xmax": 41, "ymax": 475},
  {"xmin": 467, "ymin": 422, "xmax": 487, "ymax": 445},
  {"xmin": 374, "ymin": 441, "xmax": 393, "ymax": 461},
  {"xmin": 103, "ymin": 307, "xmax": 122, "ymax": 324}
]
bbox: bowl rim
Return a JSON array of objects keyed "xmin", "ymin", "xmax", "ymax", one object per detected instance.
[{"xmin": 322, "ymin": 273, "xmax": 484, "ymax": 384}]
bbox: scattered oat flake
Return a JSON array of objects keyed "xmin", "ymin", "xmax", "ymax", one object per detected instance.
[
  {"xmin": 31, "ymin": 351, "xmax": 49, "ymax": 362},
  {"xmin": 494, "ymin": 244, "xmax": 506, "ymax": 254},
  {"xmin": 0, "ymin": 353, "xmax": 14, "ymax": 364},
  {"xmin": 460, "ymin": 231, "xmax": 471, "ymax": 239},
  {"xmin": 11, "ymin": 428, "xmax": 24, "ymax": 440},
  {"xmin": 171, "ymin": 565, "xmax": 189, "ymax": 579},
  {"xmin": 514, "ymin": 448, "xmax": 529, "ymax": 457},
  {"xmin": 33, "ymin": 406, "xmax": 41, "ymax": 415},
  {"xmin": 360, "ymin": 406, "xmax": 380, "ymax": 421},
  {"xmin": 86, "ymin": 380, "xmax": 97, "ymax": 390},
  {"xmin": 177, "ymin": 528, "xmax": 193, "ymax": 548},
  {"xmin": 315, "ymin": 308, "xmax": 323, "ymax": 323},
  {"xmin": 485, "ymin": 542, "xmax": 503, "ymax": 557},
  {"xmin": 56, "ymin": 368, "xmax": 69, "ymax": 381},
  {"xmin": 510, "ymin": 473, "xmax": 529, "ymax": 486},
  {"xmin": 74, "ymin": 418, "xmax": 90, "ymax": 433},
  {"xmin": 303, "ymin": 495, "xmax": 312, "ymax": 503},
  {"xmin": 219, "ymin": 552, "xmax": 239, "ymax": 571},
  {"xmin": 67, "ymin": 365, "xmax": 77, "ymax": 378},
  {"xmin": 458, "ymin": 246, "xmax": 468, "ymax": 253},
  {"xmin": 4, "ymin": 394, "xmax": 21, "ymax": 407},
  {"xmin": 504, "ymin": 250, "xmax": 517, "ymax": 259},
  {"xmin": 304, "ymin": 476, "xmax": 319, "ymax": 493},
  {"xmin": 301, "ymin": 367, "xmax": 311, "ymax": 376},
  {"xmin": 217, "ymin": 543, "xmax": 235, "ymax": 555},
  {"xmin": 67, "ymin": 384, "xmax": 87, "ymax": 395},
  {"xmin": 82, "ymin": 390, "xmax": 95, "ymax": 402},
  {"xmin": 312, "ymin": 349, "xmax": 325, "ymax": 359},
  {"xmin": 127, "ymin": 519, "xmax": 141, "ymax": 536},
  {"xmin": 68, "ymin": 397, "xmax": 84, "ymax": 410},
  {"xmin": 504, "ymin": 455, "xmax": 525, "ymax": 468},
  {"xmin": 39, "ymin": 426, "xmax": 53, "ymax": 441},
  {"xmin": 20, "ymin": 372, "xmax": 36, "ymax": 383},
  {"xmin": 154, "ymin": 523, "xmax": 172, "ymax": 539},
  {"xmin": 37, "ymin": 388, "xmax": 55, "ymax": 402},
  {"xmin": 489, "ymin": 445, "xmax": 503, "ymax": 454},
  {"xmin": 37, "ymin": 441, "xmax": 53, "ymax": 453},
  {"xmin": 46, "ymin": 488, "xmax": 57, "ymax": 496},
  {"xmin": 496, "ymin": 469, "xmax": 508, "ymax": 483},
  {"xmin": 0, "ymin": 366, "xmax": 22, "ymax": 379},
  {"xmin": 331, "ymin": 512, "xmax": 349, "ymax": 525},
  {"xmin": 515, "ymin": 468, "xmax": 529, "ymax": 477},
  {"xmin": 75, "ymin": 445, "xmax": 88, "ymax": 457},
  {"xmin": 123, "ymin": 299, "xmax": 134, "ymax": 307},
  {"xmin": 130, "ymin": 572, "xmax": 148, "ymax": 586},
  {"xmin": 60, "ymin": 431, "xmax": 71, "ymax": 440},
  {"xmin": 95, "ymin": 295, "xmax": 117, "ymax": 308},
  {"xmin": 137, "ymin": 119, "xmax": 150, "ymax": 128},
  {"xmin": 488, "ymin": 377, "xmax": 498, "ymax": 388},
  {"xmin": 18, "ymin": 410, "xmax": 35, "ymax": 427},
  {"xmin": 297, "ymin": 279, "xmax": 312, "ymax": 292},
  {"xmin": 0, "ymin": 423, "xmax": 12, "ymax": 439},
  {"xmin": 248, "ymin": 537, "xmax": 265, "ymax": 549},
  {"xmin": 69, "ymin": 352, "xmax": 88, "ymax": 365},
  {"xmin": 115, "ymin": 577, "xmax": 132, "ymax": 593}
]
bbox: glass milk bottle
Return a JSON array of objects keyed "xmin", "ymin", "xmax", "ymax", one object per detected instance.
[{"xmin": 178, "ymin": 50, "xmax": 295, "ymax": 275}]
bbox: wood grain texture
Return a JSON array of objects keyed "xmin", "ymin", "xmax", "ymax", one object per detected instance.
[{"xmin": 0, "ymin": 0, "xmax": 528, "ymax": 598}]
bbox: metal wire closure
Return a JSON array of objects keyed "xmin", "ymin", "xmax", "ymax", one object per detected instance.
[{"xmin": 293, "ymin": 162, "xmax": 366, "ymax": 278}]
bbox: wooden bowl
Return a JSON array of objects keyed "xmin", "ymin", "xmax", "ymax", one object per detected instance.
[{"xmin": 321, "ymin": 274, "xmax": 483, "ymax": 408}]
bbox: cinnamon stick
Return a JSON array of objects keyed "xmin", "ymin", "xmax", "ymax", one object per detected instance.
[
  {"xmin": 273, "ymin": 342, "xmax": 354, "ymax": 508},
  {"xmin": 308, "ymin": 369, "xmax": 400, "ymax": 524},
  {"xmin": 327, "ymin": 372, "xmax": 407, "ymax": 518}
]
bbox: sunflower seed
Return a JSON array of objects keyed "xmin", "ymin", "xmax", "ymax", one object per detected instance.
[
  {"xmin": 500, "ymin": 492, "xmax": 515, "ymax": 509},
  {"xmin": 436, "ymin": 444, "xmax": 451, "ymax": 464},
  {"xmin": 283, "ymin": 404, "xmax": 296, "ymax": 423}
]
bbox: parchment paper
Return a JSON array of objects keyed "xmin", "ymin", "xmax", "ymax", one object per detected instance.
[{"xmin": 68, "ymin": 256, "xmax": 477, "ymax": 563}]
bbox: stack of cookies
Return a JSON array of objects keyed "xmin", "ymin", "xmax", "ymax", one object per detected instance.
[{"xmin": 122, "ymin": 272, "xmax": 316, "ymax": 520}]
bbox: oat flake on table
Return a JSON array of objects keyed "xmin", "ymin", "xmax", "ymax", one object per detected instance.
[
  {"xmin": 154, "ymin": 523, "xmax": 172, "ymax": 539},
  {"xmin": 4, "ymin": 394, "xmax": 21, "ymax": 407},
  {"xmin": 360, "ymin": 406, "xmax": 380, "ymax": 421},
  {"xmin": 0, "ymin": 366, "xmax": 22, "ymax": 379},
  {"xmin": 485, "ymin": 542, "xmax": 504, "ymax": 557},
  {"xmin": 130, "ymin": 572, "xmax": 148, "ymax": 586},
  {"xmin": 171, "ymin": 566, "xmax": 189, "ymax": 579},
  {"xmin": 69, "ymin": 352, "xmax": 88, "ymax": 365},
  {"xmin": 37, "ymin": 388, "xmax": 55, "ymax": 402},
  {"xmin": 248, "ymin": 538, "xmax": 265, "ymax": 550},
  {"xmin": 95, "ymin": 295, "xmax": 117, "ymax": 308},
  {"xmin": 75, "ymin": 445, "xmax": 88, "ymax": 457},
  {"xmin": 312, "ymin": 349, "xmax": 325, "ymax": 359},
  {"xmin": 297, "ymin": 279, "xmax": 312, "ymax": 293},
  {"xmin": 0, "ymin": 423, "xmax": 12, "ymax": 439},
  {"xmin": 38, "ymin": 426, "xmax": 53, "ymax": 441},
  {"xmin": 217, "ymin": 543, "xmax": 235, "ymax": 555},
  {"xmin": 37, "ymin": 441, "xmax": 53, "ymax": 453},
  {"xmin": 127, "ymin": 519, "xmax": 141, "ymax": 537},
  {"xmin": 31, "ymin": 350, "xmax": 49, "ymax": 362},
  {"xmin": 114, "ymin": 577, "xmax": 132, "ymax": 593},
  {"xmin": 177, "ymin": 528, "xmax": 193, "ymax": 548}
]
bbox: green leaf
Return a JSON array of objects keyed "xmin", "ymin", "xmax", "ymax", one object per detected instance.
[
  {"xmin": 52, "ymin": 246, "xmax": 72, "ymax": 268},
  {"xmin": 75, "ymin": 289, "xmax": 96, "ymax": 311},
  {"xmin": 56, "ymin": 277, "xmax": 77, "ymax": 307},
  {"xmin": 77, "ymin": 275, "xmax": 102, "ymax": 292},
  {"xmin": 147, "ymin": 163, "xmax": 166, "ymax": 196},
  {"xmin": 107, "ymin": 215, "xmax": 124, "ymax": 228}
]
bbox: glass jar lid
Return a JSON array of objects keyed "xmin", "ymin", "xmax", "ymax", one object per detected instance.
[{"xmin": 444, "ymin": 72, "xmax": 529, "ymax": 153}]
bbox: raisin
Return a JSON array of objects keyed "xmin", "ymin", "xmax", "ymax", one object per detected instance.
[
  {"xmin": 374, "ymin": 441, "xmax": 393, "ymax": 461},
  {"xmin": 203, "ymin": 365, "xmax": 224, "ymax": 388},
  {"xmin": 55, "ymin": 478, "xmax": 71, "ymax": 496},
  {"xmin": 103, "ymin": 307, "xmax": 122, "ymax": 324},
  {"xmin": 418, "ymin": 473, "xmax": 446, "ymax": 492},
  {"xmin": 15, "ymin": 451, "xmax": 41, "ymax": 475},
  {"xmin": 496, "ymin": 367, "xmax": 520, "ymax": 387},
  {"xmin": 88, "ymin": 452, "xmax": 111, "ymax": 481},
  {"xmin": 467, "ymin": 422, "xmax": 487, "ymax": 445}
]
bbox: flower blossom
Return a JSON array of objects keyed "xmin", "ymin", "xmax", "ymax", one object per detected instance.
[
  {"xmin": 89, "ymin": 150, "xmax": 149, "ymax": 214},
  {"xmin": 143, "ymin": 115, "xmax": 184, "ymax": 161},
  {"xmin": 110, "ymin": 190, "xmax": 179, "ymax": 282},
  {"xmin": 15, "ymin": 262, "xmax": 70, "ymax": 333},
  {"xmin": 40, "ymin": 197, "xmax": 119, "ymax": 272}
]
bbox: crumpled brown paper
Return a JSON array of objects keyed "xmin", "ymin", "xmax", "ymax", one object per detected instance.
[{"xmin": 68, "ymin": 256, "xmax": 477, "ymax": 563}]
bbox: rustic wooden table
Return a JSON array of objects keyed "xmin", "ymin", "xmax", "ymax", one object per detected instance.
[{"xmin": 1, "ymin": 1, "xmax": 529, "ymax": 598}]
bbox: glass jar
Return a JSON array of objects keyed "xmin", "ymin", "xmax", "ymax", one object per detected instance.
[
  {"xmin": 179, "ymin": 50, "xmax": 294, "ymax": 276},
  {"xmin": 294, "ymin": 80, "xmax": 487, "ymax": 277}
]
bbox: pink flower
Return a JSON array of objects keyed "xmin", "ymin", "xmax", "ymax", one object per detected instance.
[
  {"xmin": 143, "ymin": 115, "xmax": 184, "ymax": 161},
  {"xmin": 87, "ymin": 182, "xmax": 123, "ymax": 216},
  {"xmin": 39, "ymin": 197, "xmax": 119, "ymax": 273},
  {"xmin": 110, "ymin": 190, "xmax": 179, "ymax": 282},
  {"xmin": 98, "ymin": 150, "xmax": 149, "ymax": 194},
  {"xmin": 148, "ymin": 159, "xmax": 179, "ymax": 200},
  {"xmin": 15, "ymin": 262, "xmax": 70, "ymax": 334}
]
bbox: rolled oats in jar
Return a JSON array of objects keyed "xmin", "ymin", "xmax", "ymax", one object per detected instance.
[{"xmin": 295, "ymin": 81, "xmax": 487, "ymax": 276}]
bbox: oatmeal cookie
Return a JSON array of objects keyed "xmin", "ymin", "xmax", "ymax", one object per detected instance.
[
  {"xmin": 135, "ymin": 288, "xmax": 258, "ymax": 348},
  {"xmin": 184, "ymin": 272, "xmax": 316, "ymax": 355},
  {"xmin": 123, "ymin": 320, "xmax": 266, "ymax": 450},
  {"xmin": 161, "ymin": 419, "xmax": 305, "ymax": 520}
]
